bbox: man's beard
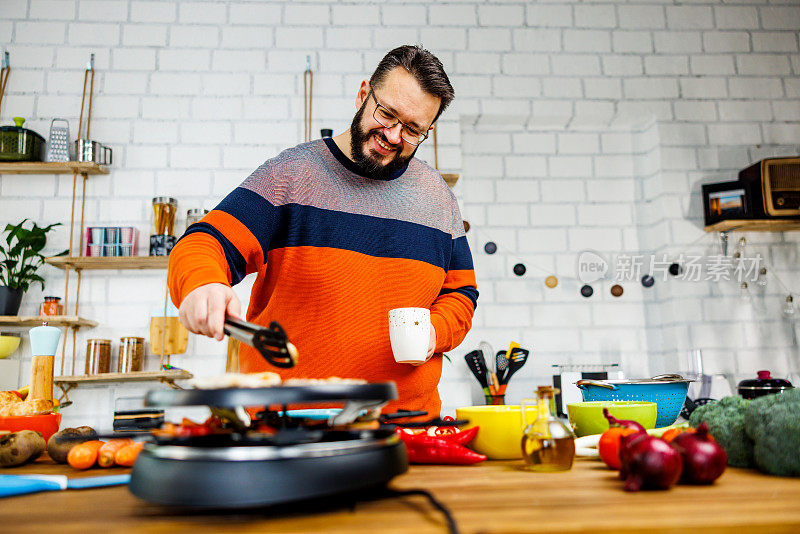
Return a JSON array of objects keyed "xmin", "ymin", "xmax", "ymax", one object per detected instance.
[{"xmin": 349, "ymin": 101, "xmax": 415, "ymax": 180}]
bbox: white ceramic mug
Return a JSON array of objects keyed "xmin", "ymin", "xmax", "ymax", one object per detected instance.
[{"xmin": 388, "ymin": 307, "xmax": 431, "ymax": 364}]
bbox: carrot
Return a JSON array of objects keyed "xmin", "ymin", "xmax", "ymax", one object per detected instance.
[
  {"xmin": 97, "ymin": 438, "xmax": 134, "ymax": 467},
  {"xmin": 114, "ymin": 442, "xmax": 145, "ymax": 467},
  {"xmin": 67, "ymin": 440, "xmax": 104, "ymax": 470}
]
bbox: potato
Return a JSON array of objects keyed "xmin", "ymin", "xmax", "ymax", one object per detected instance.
[
  {"xmin": 0, "ymin": 430, "xmax": 46, "ymax": 467},
  {"xmin": 47, "ymin": 426, "xmax": 98, "ymax": 464}
]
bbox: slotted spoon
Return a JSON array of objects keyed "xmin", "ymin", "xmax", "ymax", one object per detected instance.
[{"xmin": 464, "ymin": 349, "xmax": 491, "ymax": 395}]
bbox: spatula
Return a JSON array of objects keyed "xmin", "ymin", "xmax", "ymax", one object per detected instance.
[
  {"xmin": 464, "ymin": 350, "xmax": 491, "ymax": 396},
  {"xmin": 500, "ymin": 348, "xmax": 530, "ymax": 385}
]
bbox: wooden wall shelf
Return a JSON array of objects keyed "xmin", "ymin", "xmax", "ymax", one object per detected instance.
[
  {"xmin": 0, "ymin": 161, "xmax": 109, "ymax": 175},
  {"xmin": 55, "ymin": 369, "xmax": 193, "ymax": 401},
  {"xmin": 0, "ymin": 315, "xmax": 98, "ymax": 328},
  {"xmin": 704, "ymin": 220, "xmax": 800, "ymax": 232},
  {"xmin": 46, "ymin": 256, "xmax": 168, "ymax": 271},
  {"xmin": 55, "ymin": 369, "xmax": 192, "ymax": 385}
]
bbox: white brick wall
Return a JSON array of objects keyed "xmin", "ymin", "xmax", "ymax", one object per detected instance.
[{"xmin": 1, "ymin": 0, "xmax": 799, "ymax": 424}]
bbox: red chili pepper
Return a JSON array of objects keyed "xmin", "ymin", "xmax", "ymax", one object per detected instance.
[
  {"xmin": 440, "ymin": 426, "xmax": 479, "ymax": 446},
  {"xmin": 397, "ymin": 431, "xmax": 486, "ymax": 465}
]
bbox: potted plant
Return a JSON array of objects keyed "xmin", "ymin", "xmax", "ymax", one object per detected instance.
[{"xmin": 0, "ymin": 219, "xmax": 64, "ymax": 315}]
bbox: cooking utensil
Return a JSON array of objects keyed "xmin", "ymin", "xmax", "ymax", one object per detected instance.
[
  {"xmin": 499, "ymin": 348, "xmax": 529, "ymax": 385},
  {"xmin": 46, "ymin": 118, "xmax": 70, "ymax": 161},
  {"xmin": 0, "ymin": 117, "xmax": 46, "ymax": 162},
  {"xmin": 130, "ymin": 382, "xmax": 407, "ymax": 508},
  {"xmin": 0, "ymin": 52, "xmax": 9, "ymax": 118},
  {"xmin": 0, "ymin": 474, "xmax": 130, "ymax": 498},
  {"xmin": 495, "ymin": 351, "xmax": 509, "ymax": 383},
  {"xmin": 223, "ymin": 316, "xmax": 298, "ymax": 369},
  {"xmin": 74, "ymin": 139, "xmax": 111, "ymax": 164},
  {"xmin": 576, "ymin": 375, "xmax": 691, "ymax": 427},
  {"xmin": 737, "ymin": 370, "xmax": 794, "ymax": 399},
  {"xmin": 464, "ymin": 349, "xmax": 490, "ymax": 395},
  {"xmin": 479, "ymin": 341, "xmax": 495, "ymax": 387}
]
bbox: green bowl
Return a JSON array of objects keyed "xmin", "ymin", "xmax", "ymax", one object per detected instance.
[{"xmin": 567, "ymin": 401, "xmax": 657, "ymax": 437}]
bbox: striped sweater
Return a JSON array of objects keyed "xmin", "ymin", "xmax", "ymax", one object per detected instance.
[{"xmin": 168, "ymin": 137, "xmax": 478, "ymax": 416}]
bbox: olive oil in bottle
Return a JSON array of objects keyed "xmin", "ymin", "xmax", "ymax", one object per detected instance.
[{"xmin": 520, "ymin": 386, "xmax": 576, "ymax": 472}]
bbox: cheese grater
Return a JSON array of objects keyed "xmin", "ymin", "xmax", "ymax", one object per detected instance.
[{"xmin": 46, "ymin": 118, "xmax": 70, "ymax": 161}]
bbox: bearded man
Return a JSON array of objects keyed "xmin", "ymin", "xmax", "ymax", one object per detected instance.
[{"xmin": 168, "ymin": 45, "xmax": 478, "ymax": 416}]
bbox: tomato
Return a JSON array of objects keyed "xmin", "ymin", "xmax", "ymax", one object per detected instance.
[{"xmin": 598, "ymin": 427, "xmax": 638, "ymax": 470}]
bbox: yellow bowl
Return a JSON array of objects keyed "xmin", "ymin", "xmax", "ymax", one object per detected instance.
[
  {"xmin": 0, "ymin": 335, "xmax": 20, "ymax": 359},
  {"xmin": 566, "ymin": 401, "xmax": 657, "ymax": 437},
  {"xmin": 455, "ymin": 405, "xmax": 527, "ymax": 460}
]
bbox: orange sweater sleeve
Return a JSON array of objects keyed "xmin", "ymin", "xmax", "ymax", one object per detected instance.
[{"xmin": 167, "ymin": 232, "xmax": 231, "ymax": 307}]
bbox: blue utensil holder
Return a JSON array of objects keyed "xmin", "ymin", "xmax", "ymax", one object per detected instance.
[{"xmin": 577, "ymin": 381, "xmax": 689, "ymax": 427}]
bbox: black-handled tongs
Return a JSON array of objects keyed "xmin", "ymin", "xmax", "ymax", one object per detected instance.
[{"xmin": 223, "ymin": 316, "xmax": 298, "ymax": 369}]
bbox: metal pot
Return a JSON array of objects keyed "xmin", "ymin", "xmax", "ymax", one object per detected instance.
[
  {"xmin": 0, "ymin": 117, "xmax": 45, "ymax": 162},
  {"xmin": 737, "ymin": 370, "xmax": 794, "ymax": 399},
  {"xmin": 75, "ymin": 139, "xmax": 112, "ymax": 165}
]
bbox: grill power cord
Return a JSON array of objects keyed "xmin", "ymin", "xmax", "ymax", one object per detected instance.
[{"xmin": 372, "ymin": 488, "xmax": 460, "ymax": 534}]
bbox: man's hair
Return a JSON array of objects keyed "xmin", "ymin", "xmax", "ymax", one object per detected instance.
[{"xmin": 369, "ymin": 45, "xmax": 455, "ymax": 124}]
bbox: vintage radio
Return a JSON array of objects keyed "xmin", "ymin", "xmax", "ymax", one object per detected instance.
[{"xmin": 739, "ymin": 157, "xmax": 800, "ymax": 218}]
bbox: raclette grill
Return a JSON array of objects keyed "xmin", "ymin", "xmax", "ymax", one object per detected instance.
[{"xmin": 128, "ymin": 383, "xmax": 409, "ymax": 508}]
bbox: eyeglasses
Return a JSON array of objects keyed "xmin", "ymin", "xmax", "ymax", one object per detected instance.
[{"xmin": 368, "ymin": 89, "xmax": 430, "ymax": 146}]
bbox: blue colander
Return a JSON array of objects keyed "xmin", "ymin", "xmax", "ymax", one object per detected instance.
[{"xmin": 576, "ymin": 375, "xmax": 691, "ymax": 427}]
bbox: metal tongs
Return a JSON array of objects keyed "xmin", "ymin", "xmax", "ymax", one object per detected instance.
[{"xmin": 223, "ymin": 316, "xmax": 298, "ymax": 369}]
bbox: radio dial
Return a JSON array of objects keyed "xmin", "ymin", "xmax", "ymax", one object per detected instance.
[{"xmin": 777, "ymin": 197, "xmax": 785, "ymax": 206}]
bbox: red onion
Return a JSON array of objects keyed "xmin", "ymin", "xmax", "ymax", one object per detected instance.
[
  {"xmin": 603, "ymin": 408, "xmax": 647, "ymax": 433},
  {"xmin": 619, "ymin": 432, "xmax": 683, "ymax": 492},
  {"xmin": 670, "ymin": 422, "xmax": 727, "ymax": 484}
]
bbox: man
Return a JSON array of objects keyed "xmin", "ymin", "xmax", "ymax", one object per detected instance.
[{"xmin": 168, "ymin": 45, "xmax": 478, "ymax": 416}]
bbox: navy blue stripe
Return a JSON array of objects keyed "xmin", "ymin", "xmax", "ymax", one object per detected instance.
[
  {"xmin": 271, "ymin": 203, "xmax": 451, "ymax": 270},
  {"xmin": 182, "ymin": 222, "xmax": 248, "ymax": 285},
  {"xmin": 211, "ymin": 187, "xmax": 453, "ymax": 270},
  {"xmin": 439, "ymin": 286, "xmax": 479, "ymax": 309},
  {"xmin": 323, "ymin": 137, "xmax": 408, "ymax": 181},
  {"xmin": 450, "ymin": 236, "xmax": 474, "ymax": 271},
  {"xmin": 215, "ymin": 187, "xmax": 279, "ymax": 258}
]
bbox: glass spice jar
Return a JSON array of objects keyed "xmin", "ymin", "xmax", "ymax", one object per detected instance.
[
  {"xmin": 85, "ymin": 339, "xmax": 112, "ymax": 374},
  {"xmin": 40, "ymin": 296, "xmax": 63, "ymax": 316},
  {"xmin": 118, "ymin": 336, "xmax": 145, "ymax": 373}
]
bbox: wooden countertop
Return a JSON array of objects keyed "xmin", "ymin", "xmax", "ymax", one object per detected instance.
[{"xmin": 5, "ymin": 455, "xmax": 800, "ymax": 533}]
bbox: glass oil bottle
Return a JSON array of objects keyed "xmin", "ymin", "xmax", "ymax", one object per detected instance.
[{"xmin": 520, "ymin": 386, "xmax": 576, "ymax": 472}]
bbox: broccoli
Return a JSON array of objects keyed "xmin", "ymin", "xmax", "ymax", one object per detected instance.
[
  {"xmin": 689, "ymin": 395, "xmax": 754, "ymax": 468},
  {"xmin": 744, "ymin": 388, "xmax": 800, "ymax": 477}
]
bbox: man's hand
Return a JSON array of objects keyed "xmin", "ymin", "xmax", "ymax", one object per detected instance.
[
  {"xmin": 179, "ymin": 283, "xmax": 241, "ymax": 341},
  {"xmin": 409, "ymin": 324, "xmax": 437, "ymax": 367}
]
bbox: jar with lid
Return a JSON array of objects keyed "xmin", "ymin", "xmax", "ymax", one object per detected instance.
[
  {"xmin": 186, "ymin": 208, "xmax": 209, "ymax": 232},
  {"xmin": 85, "ymin": 339, "xmax": 112, "ymax": 374},
  {"xmin": 118, "ymin": 337, "xmax": 145, "ymax": 373},
  {"xmin": 40, "ymin": 296, "xmax": 63, "ymax": 316}
]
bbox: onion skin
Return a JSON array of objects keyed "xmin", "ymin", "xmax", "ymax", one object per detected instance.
[
  {"xmin": 619, "ymin": 433, "xmax": 683, "ymax": 492},
  {"xmin": 670, "ymin": 422, "xmax": 727, "ymax": 485},
  {"xmin": 603, "ymin": 408, "xmax": 647, "ymax": 434}
]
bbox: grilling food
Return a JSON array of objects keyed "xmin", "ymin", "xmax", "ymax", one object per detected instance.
[
  {"xmin": 189, "ymin": 372, "xmax": 281, "ymax": 389},
  {"xmin": 0, "ymin": 430, "xmax": 46, "ymax": 467}
]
